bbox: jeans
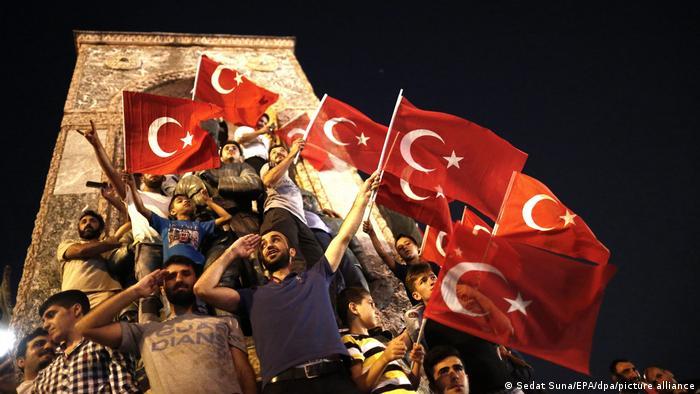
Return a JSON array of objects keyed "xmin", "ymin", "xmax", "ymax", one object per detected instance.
[
  {"xmin": 262, "ymin": 370, "xmax": 359, "ymax": 394},
  {"xmin": 134, "ymin": 242, "xmax": 163, "ymax": 323}
]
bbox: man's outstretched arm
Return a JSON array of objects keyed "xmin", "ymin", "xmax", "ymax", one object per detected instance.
[
  {"xmin": 194, "ymin": 234, "xmax": 260, "ymax": 312},
  {"xmin": 76, "ymin": 269, "xmax": 167, "ymax": 349},
  {"xmin": 325, "ymin": 172, "xmax": 380, "ymax": 272}
]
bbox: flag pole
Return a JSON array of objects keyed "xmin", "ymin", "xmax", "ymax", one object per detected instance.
[
  {"xmin": 409, "ymin": 318, "xmax": 428, "ymax": 370},
  {"xmin": 419, "ymin": 225, "xmax": 431, "ymax": 258},
  {"xmin": 476, "ymin": 171, "xmax": 518, "ymax": 272},
  {"xmin": 191, "ymin": 54, "xmax": 203, "ymax": 101},
  {"xmin": 121, "ymin": 91, "xmax": 128, "ymax": 173},
  {"xmin": 293, "ymin": 93, "xmax": 328, "ymax": 164},
  {"xmin": 363, "ymin": 89, "xmax": 404, "ymax": 223}
]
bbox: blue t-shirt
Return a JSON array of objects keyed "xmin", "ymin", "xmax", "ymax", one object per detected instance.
[
  {"xmin": 238, "ymin": 256, "xmax": 348, "ymax": 384},
  {"xmin": 149, "ymin": 215, "xmax": 215, "ymax": 265}
]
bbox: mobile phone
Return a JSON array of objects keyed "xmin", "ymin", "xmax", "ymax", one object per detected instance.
[{"xmin": 86, "ymin": 181, "xmax": 108, "ymax": 189}]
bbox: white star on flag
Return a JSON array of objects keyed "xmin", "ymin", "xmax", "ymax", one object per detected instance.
[
  {"xmin": 443, "ymin": 150, "xmax": 464, "ymax": 169},
  {"xmin": 234, "ymin": 72, "xmax": 244, "ymax": 85},
  {"xmin": 435, "ymin": 185, "xmax": 445, "ymax": 198},
  {"xmin": 180, "ymin": 131, "xmax": 194, "ymax": 148},
  {"xmin": 453, "ymin": 247, "xmax": 463, "ymax": 257},
  {"xmin": 356, "ymin": 132, "xmax": 370, "ymax": 146},
  {"xmin": 559, "ymin": 210, "xmax": 577, "ymax": 226},
  {"xmin": 504, "ymin": 292, "xmax": 532, "ymax": 315}
]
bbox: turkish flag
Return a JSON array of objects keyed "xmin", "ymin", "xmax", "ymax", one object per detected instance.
[
  {"xmin": 495, "ymin": 172, "xmax": 610, "ymax": 265},
  {"xmin": 194, "ymin": 55, "xmax": 279, "ymax": 126},
  {"xmin": 420, "ymin": 225, "xmax": 452, "ymax": 266},
  {"xmin": 275, "ymin": 113, "xmax": 332, "ymax": 171},
  {"xmin": 374, "ymin": 167, "xmax": 453, "ymax": 233},
  {"xmin": 306, "ymin": 96, "xmax": 390, "ymax": 174},
  {"xmin": 425, "ymin": 223, "xmax": 616, "ymax": 374},
  {"xmin": 123, "ymin": 91, "xmax": 224, "ymax": 175},
  {"xmin": 461, "ymin": 206, "xmax": 494, "ymax": 236},
  {"xmin": 383, "ymin": 97, "xmax": 527, "ymax": 220}
]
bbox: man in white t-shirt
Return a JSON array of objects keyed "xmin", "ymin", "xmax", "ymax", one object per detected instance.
[{"xmin": 233, "ymin": 113, "xmax": 276, "ymax": 175}]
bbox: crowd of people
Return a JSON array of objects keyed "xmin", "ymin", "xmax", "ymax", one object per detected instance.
[{"xmin": 0, "ymin": 113, "xmax": 692, "ymax": 394}]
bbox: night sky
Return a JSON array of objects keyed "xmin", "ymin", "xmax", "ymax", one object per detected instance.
[{"xmin": 2, "ymin": 1, "xmax": 698, "ymax": 388}]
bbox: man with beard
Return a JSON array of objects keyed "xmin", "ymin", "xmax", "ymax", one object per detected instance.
[
  {"xmin": 363, "ymin": 222, "xmax": 440, "ymax": 305},
  {"xmin": 195, "ymin": 172, "xmax": 381, "ymax": 394},
  {"xmin": 259, "ymin": 139, "xmax": 324, "ymax": 271},
  {"xmin": 80, "ymin": 120, "xmax": 171, "ymax": 322},
  {"xmin": 57, "ymin": 210, "xmax": 131, "ymax": 308},
  {"xmin": 76, "ymin": 244, "xmax": 259, "ymax": 394},
  {"xmin": 14, "ymin": 328, "xmax": 55, "ymax": 394},
  {"xmin": 610, "ymin": 359, "xmax": 650, "ymax": 394},
  {"xmin": 33, "ymin": 290, "xmax": 138, "ymax": 393}
]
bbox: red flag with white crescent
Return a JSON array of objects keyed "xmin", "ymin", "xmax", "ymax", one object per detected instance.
[
  {"xmin": 494, "ymin": 172, "xmax": 610, "ymax": 265},
  {"xmin": 275, "ymin": 113, "xmax": 332, "ymax": 171},
  {"xmin": 420, "ymin": 225, "xmax": 452, "ymax": 266},
  {"xmin": 306, "ymin": 96, "xmax": 390, "ymax": 174},
  {"xmin": 425, "ymin": 223, "xmax": 616, "ymax": 374},
  {"xmin": 383, "ymin": 97, "xmax": 527, "ymax": 220},
  {"xmin": 194, "ymin": 55, "xmax": 278, "ymax": 126},
  {"xmin": 375, "ymin": 169, "xmax": 453, "ymax": 233},
  {"xmin": 123, "ymin": 91, "xmax": 223, "ymax": 175}
]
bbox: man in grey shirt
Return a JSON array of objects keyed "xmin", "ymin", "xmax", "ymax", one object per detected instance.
[
  {"xmin": 259, "ymin": 139, "xmax": 324, "ymax": 271},
  {"xmin": 76, "ymin": 236, "xmax": 260, "ymax": 394}
]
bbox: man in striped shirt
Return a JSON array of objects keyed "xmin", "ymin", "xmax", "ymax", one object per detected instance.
[
  {"xmin": 32, "ymin": 290, "xmax": 138, "ymax": 393},
  {"xmin": 337, "ymin": 287, "xmax": 424, "ymax": 393}
]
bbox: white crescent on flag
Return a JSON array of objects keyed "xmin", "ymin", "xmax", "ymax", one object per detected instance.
[
  {"xmin": 400, "ymin": 129, "xmax": 445, "ymax": 173},
  {"xmin": 148, "ymin": 117, "xmax": 180, "ymax": 158}
]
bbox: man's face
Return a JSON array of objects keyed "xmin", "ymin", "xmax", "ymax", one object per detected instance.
[
  {"xmin": 432, "ymin": 356, "xmax": 469, "ymax": 394},
  {"xmin": 269, "ymin": 146, "xmax": 289, "ymax": 166},
  {"xmin": 221, "ymin": 144, "xmax": 242, "ymax": 163},
  {"xmin": 260, "ymin": 231, "xmax": 292, "ymax": 272},
  {"xmin": 78, "ymin": 215, "xmax": 101, "ymax": 240},
  {"xmin": 142, "ymin": 174, "xmax": 165, "ymax": 189},
  {"xmin": 614, "ymin": 361, "xmax": 641, "ymax": 383},
  {"xmin": 353, "ymin": 295, "xmax": 379, "ymax": 329},
  {"xmin": 42, "ymin": 305, "xmax": 79, "ymax": 344},
  {"xmin": 163, "ymin": 263, "xmax": 197, "ymax": 307},
  {"xmin": 257, "ymin": 114, "xmax": 270, "ymax": 129},
  {"xmin": 412, "ymin": 271, "xmax": 437, "ymax": 303},
  {"xmin": 645, "ymin": 367, "xmax": 676, "ymax": 391},
  {"xmin": 169, "ymin": 195, "xmax": 194, "ymax": 218},
  {"xmin": 396, "ymin": 236, "xmax": 419, "ymax": 261},
  {"xmin": 17, "ymin": 335, "xmax": 54, "ymax": 374}
]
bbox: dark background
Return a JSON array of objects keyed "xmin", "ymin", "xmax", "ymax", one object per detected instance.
[{"xmin": 2, "ymin": 1, "xmax": 698, "ymax": 389}]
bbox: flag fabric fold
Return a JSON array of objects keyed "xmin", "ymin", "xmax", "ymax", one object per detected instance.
[
  {"xmin": 425, "ymin": 223, "xmax": 616, "ymax": 374},
  {"xmin": 194, "ymin": 54, "xmax": 278, "ymax": 126},
  {"xmin": 384, "ymin": 97, "xmax": 528, "ymax": 220},
  {"xmin": 275, "ymin": 113, "xmax": 332, "ymax": 171},
  {"xmin": 494, "ymin": 172, "xmax": 610, "ymax": 265},
  {"xmin": 123, "ymin": 91, "xmax": 223, "ymax": 175}
]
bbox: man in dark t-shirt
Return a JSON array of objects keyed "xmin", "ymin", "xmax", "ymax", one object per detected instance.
[{"xmin": 196, "ymin": 172, "xmax": 380, "ymax": 394}]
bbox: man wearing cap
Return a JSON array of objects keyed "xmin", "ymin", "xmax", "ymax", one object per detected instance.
[
  {"xmin": 33, "ymin": 290, "xmax": 138, "ymax": 393},
  {"xmin": 57, "ymin": 210, "xmax": 131, "ymax": 308}
]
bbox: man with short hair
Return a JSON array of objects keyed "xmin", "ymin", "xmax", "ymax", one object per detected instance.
[
  {"xmin": 13, "ymin": 328, "xmax": 55, "ymax": 394},
  {"xmin": 610, "ymin": 359, "xmax": 647, "ymax": 394},
  {"xmin": 57, "ymin": 210, "xmax": 130, "ymax": 308},
  {"xmin": 259, "ymin": 139, "xmax": 324, "ymax": 270},
  {"xmin": 196, "ymin": 172, "xmax": 380, "ymax": 393},
  {"xmin": 76, "ymin": 246, "xmax": 259, "ymax": 394},
  {"xmin": 364, "ymin": 222, "xmax": 440, "ymax": 304},
  {"xmin": 233, "ymin": 113, "xmax": 276, "ymax": 174},
  {"xmin": 424, "ymin": 346, "xmax": 469, "ymax": 394},
  {"xmin": 643, "ymin": 366, "xmax": 688, "ymax": 394},
  {"xmin": 33, "ymin": 290, "xmax": 138, "ymax": 393}
]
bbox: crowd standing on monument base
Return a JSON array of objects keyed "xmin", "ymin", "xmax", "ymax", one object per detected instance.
[{"xmin": 0, "ymin": 113, "xmax": 694, "ymax": 394}]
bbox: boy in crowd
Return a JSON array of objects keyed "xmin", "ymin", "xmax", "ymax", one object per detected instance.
[
  {"xmin": 403, "ymin": 263, "xmax": 437, "ymax": 346},
  {"xmin": 337, "ymin": 287, "xmax": 423, "ymax": 393},
  {"xmin": 363, "ymin": 222, "xmax": 440, "ymax": 304},
  {"xmin": 33, "ymin": 290, "xmax": 138, "ymax": 393},
  {"xmin": 127, "ymin": 174, "xmax": 231, "ymax": 267}
]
